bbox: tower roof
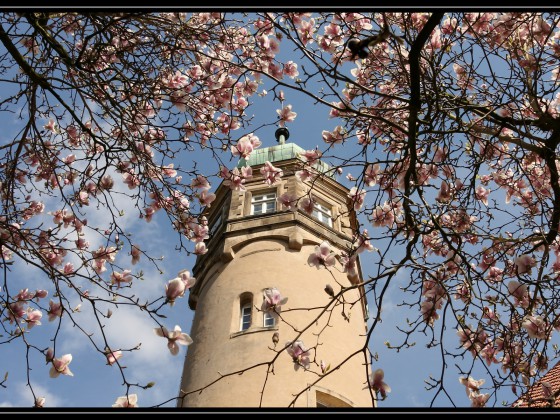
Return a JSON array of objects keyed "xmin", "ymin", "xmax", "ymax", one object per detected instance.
[{"xmin": 236, "ymin": 140, "xmax": 335, "ymax": 179}]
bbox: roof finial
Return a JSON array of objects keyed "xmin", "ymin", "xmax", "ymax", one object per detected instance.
[{"xmin": 275, "ymin": 127, "xmax": 289, "ymax": 145}]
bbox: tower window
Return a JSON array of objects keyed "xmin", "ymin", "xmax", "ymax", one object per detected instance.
[
  {"xmin": 240, "ymin": 300, "xmax": 252, "ymax": 331},
  {"xmin": 209, "ymin": 212, "xmax": 223, "ymax": 238},
  {"xmin": 263, "ymin": 311, "xmax": 275, "ymax": 328},
  {"xmin": 251, "ymin": 192, "xmax": 277, "ymax": 215},
  {"xmin": 312, "ymin": 202, "xmax": 333, "ymax": 227}
]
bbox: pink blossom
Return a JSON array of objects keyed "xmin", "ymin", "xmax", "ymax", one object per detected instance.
[
  {"xmin": 340, "ymin": 253, "xmax": 358, "ymax": 278},
  {"xmin": 110, "ymin": 270, "xmax": 133, "ymax": 288},
  {"xmin": 354, "ymin": 230, "xmax": 374, "ymax": 253},
  {"xmin": 34, "ymin": 397, "xmax": 46, "ymax": 408},
  {"xmin": 106, "ymin": 350, "xmax": 123, "ymax": 366},
  {"xmin": 459, "ymin": 376, "xmax": 485, "ymax": 396},
  {"xmin": 180, "ymin": 271, "xmax": 196, "ymax": 289},
  {"xmin": 283, "ymin": 61, "xmax": 299, "ymax": 78},
  {"xmin": 541, "ymin": 381, "xmax": 553, "ymax": 399},
  {"xmin": 25, "ymin": 307, "xmax": 42, "ymax": 329},
  {"xmin": 131, "ymin": 245, "xmax": 141, "ymax": 265},
  {"xmin": 507, "ymin": 280, "xmax": 530, "ymax": 308},
  {"xmin": 364, "ymin": 163, "xmax": 380, "ymax": 186},
  {"xmin": 260, "ymin": 161, "xmax": 283, "ymax": 185},
  {"xmin": 166, "ymin": 278, "xmax": 186, "ymax": 306},
  {"xmin": 348, "ymin": 186, "xmax": 366, "ymax": 211},
  {"xmin": 197, "ymin": 189, "xmax": 216, "ymax": 207},
  {"xmin": 436, "ymin": 180, "xmax": 452, "ymax": 203},
  {"xmin": 63, "ymin": 262, "xmax": 75, "ymax": 275},
  {"xmin": 298, "ymin": 148, "xmax": 322, "ymax": 164},
  {"xmin": 112, "ymin": 394, "xmax": 138, "ymax": 408},
  {"xmin": 522, "ymin": 315, "xmax": 550, "ymax": 340},
  {"xmin": 43, "ymin": 119, "xmax": 58, "ymax": 133},
  {"xmin": 261, "ymin": 287, "xmax": 288, "ymax": 313},
  {"xmin": 286, "ymin": 340, "xmax": 310, "ymax": 370},
  {"xmin": 322, "ymin": 126, "xmax": 345, "ymax": 144},
  {"xmin": 475, "ymin": 185, "xmax": 489, "ymax": 205},
  {"xmin": 277, "ymin": 192, "xmax": 298, "ymax": 211},
  {"xmin": 191, "ymin": 174, "xmax": 211, "ymax": 190},
  {"xmin": 231, "ymin": 133, "xmax": 261, "ymax": 159},
  {"xmin": 122, "ymin": 172, "xmax": 140, "ymax": 190},
  {"xmin": 298, "ymin": 196, "xmax": 316, "ymax": 215},
  {"xmin": 7, "ymin": 301, "xmax": 25, "ymax": 324},
  {"xmin": 277, "ymin": 105, "xmax": 297, "ymax": 127},
  {"xmin": 514, "ymin": 254, "xmax": 536, "ymax": 275},
  {"xmin": 469, "ymin": 391, "xmax": 490, "ymax": 408},
  {"xmin": 47, "ymin": 300, "xmax": 63, "ymax": 322},
  {"xmin": 194, "ymin": 242, "xmax": 207, "ymax": 255},
  {"xmin": 368, "ymin": 369, "xmax": 391, "ymax": 399},
  {"xmin": 371, "ymin": 202, "xmax": 395, "ymax": 227},
  {"xmin": 16, "ymin": 288, "xmax": 35, "ymax": 300},
  {"xmin": 154, "ymin": 325, "xmax": 193, "ymax": 356},
  {"xmin": 49, "ymin": 354, "xmax": 73, "ymax": 378},
  {"xmin": 308, "ymin": 241, "xmax": 336, "ymax": 268},
  {"xmin": 295, "ymin": 168, "xmax": 317, "ymax": 183},
  {"xmin": 34, "ymin": 289, "xmax": 48, "ymax": 299}
]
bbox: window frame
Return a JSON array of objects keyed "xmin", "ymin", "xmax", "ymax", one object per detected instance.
[
  {"xmin": 208, "ymin": 211, "xmax": 223, "ymax": 238},
  {"xmin": 312, "ymin": 201, "xmax": 333, "ymax": 227},
  {"xmin": 251, "ymin": 192, "xmax": 277, "ymax": 215},
  {"xmin": 263, "ymin": 311, "xmax": 275, "ymax": 328},
  {"xmin": 239, "ymin": 301, "xmax": 252, "ymax": 331}
]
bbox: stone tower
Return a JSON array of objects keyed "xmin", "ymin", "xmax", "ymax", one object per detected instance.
[{"xmin": 177, "ymin": 128, "xmax": 373, "ymax": 408}]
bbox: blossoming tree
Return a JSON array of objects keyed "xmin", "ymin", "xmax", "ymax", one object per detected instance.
[{"xmin": 1, "ymin": 10, "xmax": 560, "ymax": 408}]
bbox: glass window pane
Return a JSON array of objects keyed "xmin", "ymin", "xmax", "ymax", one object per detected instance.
[
  {"xmin": 263, "ymin": 312, "xmax": 275, "ymax": 327},
  {"xmin": 240, "ymin": 304, "xmax": 252, "ymax": 331}
]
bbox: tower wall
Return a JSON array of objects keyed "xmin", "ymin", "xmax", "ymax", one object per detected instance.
[{"xmin": 177, "ymin": 153, "xmax": 374, "ymax": 408}]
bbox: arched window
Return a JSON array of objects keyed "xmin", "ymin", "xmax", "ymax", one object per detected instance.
[{"xmin": 239, "ymin": 294, "xmax": 253, "ymax": 331}]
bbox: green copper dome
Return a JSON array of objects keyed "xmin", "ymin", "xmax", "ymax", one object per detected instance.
[{"xmin": 236, "ymin": 129, "xmax": 335, "ymax": 179}]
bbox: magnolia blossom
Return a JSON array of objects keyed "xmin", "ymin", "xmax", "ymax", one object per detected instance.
[
  {"xmin": 277, "ymin": 192, "xmax": 298, "ymax": 211},
  {"xmin": 507, "ymin": 280, "xmax": 530, "ymax": 308},
  {"xmin": 522, "ymin": 315, "xmax": 550, "ymax": 340},
  {"xmin": 369, "ymin": 369, "xmax": 391, "ymax": 399},
  {"xmin": 110, "ymin": 270, "xmax": 133, "ymax": 288},
  {"xmin": 231, "ymin": 133, "xmax": 261, "ymax": 159},
  {"xmin": 25, "ymin": 307, "xmax": 42, "ymax": 329},
  {"xmin": 49, "ymin": 354, "xmax": 73, "ymax": 378},
  {"xmin": 261, "ymin": 288, "xmax": 288, "ymax": 313},
  {"xmin": 459, "ymin": 376, "xmax": 485, "ymax": 396},
  {"xmin": 47, "ymin": 300, "xmax": 63, "ymax": 322},
  {"xmin": 260, "ymin": 161, "xmax": 283, "ymax": 186},
  {"xmin": 348, "ymin": 186, "xmax": 366, "ymax": 211},
  {"xmin": 298, "ymin": 196, "xmax": 316, "ymax": 215},
  {"xmin": 308, "ymin": 241, "xmax": 336, "ymax": 268},
  {"xmin": 286, "ymin": 340, "xmax": 310, "ymax": 370},
  {"xmin": 277, "ymin": 104, "xmax": 297, "ymax": 127},
  {"xmin": 154, "ymin": 325, "xmax": 193, "ymax": 356},
  {"xmin": 113, "ymin": 394, "xmax": 138, "ymax": 408},
  {"xmin": 194, "ymin": 242, "xmax": 207, "ymax": 255},
  {"xmin": 34, "ymin": 397, "xmax": 46, "ymax": 408},
  {"xmin": 165, "ymin": 277, "xmax": 186, "ymax": 306},
  {"xmin": 106, "ymin": 350, "xmax": 123, "ymax": 366},
  {"xmin": 180, "ymin": 271, "xmax": 196, "ymax": 289},
  {"xmin": 514, "ymin": 254, "xmax": 536, "ymax": 275},
  {"xmin": 298, "ymin": 148, "xmax": 322, "ymax": 164},
  {"xmin": 469, "ymin": 391, "xmax": 490, "ymax": 408},
  {"xmin": 131, "ymin": 245, "xmax": 141, "ymax": 265}
]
